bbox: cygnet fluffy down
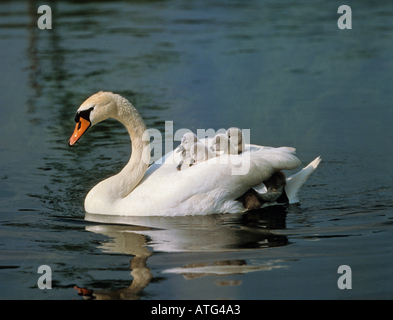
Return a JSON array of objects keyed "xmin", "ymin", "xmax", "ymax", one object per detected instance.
[
  {"xmin": 226, "ymin": 127, "xmax": 245, "ymax": 154},
  {"xmin": 210, "ymin": 133, "xmax": 237, "ymax": 156},
  {"xmin": 176, "ymin": 132, "xmax": 198, "ymax": 171},
  {"xmin": 189, "ymin": 142, "xmax": 215, "ymax": 166}
]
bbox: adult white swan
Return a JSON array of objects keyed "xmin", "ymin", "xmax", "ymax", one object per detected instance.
[{"xmin": 68, "ymin": 91, "xmax": 320, "ymax": 216}]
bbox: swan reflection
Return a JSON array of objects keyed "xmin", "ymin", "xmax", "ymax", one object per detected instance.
[
  {"xmin": 164, "ymin": 259, "xmax": 286, "ymax": 281},
  {"xmin": 77, "ymin": 209, "xmax": 290, "ymax": 299}
]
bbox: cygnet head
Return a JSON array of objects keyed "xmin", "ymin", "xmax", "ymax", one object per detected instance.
[
  {"xmin": 177, "ymin": 132, "xmax": 198, "ymax": 154},
  {"xmin": 189, "ymin": 142, "xmax": 214, "ymax": 166},
  {"xmin": 226, "ymin": 127, "xmax": 245, "ymax": 154},
  {"xmin": 210, "ymin": 134, "xmax": 235, "ymax": 156}
]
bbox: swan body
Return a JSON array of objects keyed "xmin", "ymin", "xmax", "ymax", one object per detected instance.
[{"xmin": 69, "ymin": 91, "xmax": 320, "ymax": 217}]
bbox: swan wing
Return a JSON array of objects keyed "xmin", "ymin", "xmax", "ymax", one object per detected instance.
[{"xmin": 117, "ymin": 145, "xmax": 300, "ymax": 216}]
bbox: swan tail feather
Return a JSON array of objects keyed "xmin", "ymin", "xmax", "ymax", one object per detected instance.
[{"xmin": 285, "ymin": 156, "xmax": 321, "ymax": 204}]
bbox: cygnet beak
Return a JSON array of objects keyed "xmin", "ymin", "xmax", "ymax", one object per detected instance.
[{"xmin": 176, "ymin": 145, "xmax": 185, "ymax": 153}]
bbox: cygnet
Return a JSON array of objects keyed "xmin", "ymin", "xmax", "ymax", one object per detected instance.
[
  {"xmin": 189, "ymin": 142, "xmax": 215, "ymax": 166},
  {"xmin": 226, "ymin": 127, "xmax": 245, "ymax": 154},
  {"xmin": 209, "ymin": 133, "xmax": 237, "ymax": 156},
  {"xmin": 176, "ymin": 132, "xmax": 198, "ymax": 171}
]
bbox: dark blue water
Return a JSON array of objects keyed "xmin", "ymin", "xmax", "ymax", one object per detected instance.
[{"xmin": 0, "ymin": 0, "xmax": 392, "ymax": 299}]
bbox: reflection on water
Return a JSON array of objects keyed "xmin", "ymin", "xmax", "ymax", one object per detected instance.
[
  {"xmin": 86, "ymin": 209, "xmax": 289, "ymax": 253},
  {"xmin": 78, "ymin": 209, "xmax": 290, "ymax": 299},
  {"xmin": 78, "ymin": 224, "xmax": 153, "ymax": 300}
]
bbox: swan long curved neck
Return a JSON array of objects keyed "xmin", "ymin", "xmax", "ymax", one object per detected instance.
[{"xmin": 109, "ymin": 95, "xmax": 151, "ymax": 199}]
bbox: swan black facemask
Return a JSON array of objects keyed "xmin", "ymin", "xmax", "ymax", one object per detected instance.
[{"xmin": 68, "ymin": 106, "xmax": 94, "ymax": 146}]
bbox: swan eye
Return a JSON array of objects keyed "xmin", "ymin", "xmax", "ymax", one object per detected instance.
[{"xmin": 75, "ymin": 106, "xmax": 95, "ymax": 123}]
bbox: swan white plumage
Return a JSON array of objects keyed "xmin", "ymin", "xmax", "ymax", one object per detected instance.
[{"xmin": 68, "ymin": 91, "xmax": 319, "ymax": 216}]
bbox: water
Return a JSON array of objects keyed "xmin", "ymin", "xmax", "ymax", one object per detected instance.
[{"xmin": 0, "ymin": 0, "xmax": 393, "ymax": 300}]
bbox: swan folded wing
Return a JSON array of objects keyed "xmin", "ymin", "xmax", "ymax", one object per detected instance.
[
  {"xmin": 223, "ymin": 147, "xmax": 299, "ymax": 197},
  {"xmin": 253, "ymin": 147, "xmax": 300, "ymax": 171},
  {"xmin": 166, "ymin": 146, "xmax": 300, "ymax": 195},
  {"xmin": 178, "ymin": 147, "xmax": 299, "ymax": 198},
  {"xmin": 170, "ymin": 148, "xmax": 300, "ymax": 215},
  {"xmin": 119, "ymin": 146, "xmax": 301, "ymax": 216},
  {"xmin": 171, "ymin": 188, "xmax": 244, "ymax": 215}
]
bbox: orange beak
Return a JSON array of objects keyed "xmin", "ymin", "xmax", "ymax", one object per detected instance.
[{"xmin": 68, "ymin": 117, "xmax": 91, "ymax": 146}]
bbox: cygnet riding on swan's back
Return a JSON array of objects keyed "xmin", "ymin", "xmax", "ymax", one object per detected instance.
[
  {"xmin": 176, "ymin": 132, "xmax": 198, "ymax": 171},
  {"xmin": 68, "ymin": 91, "xmax": 321, "ymax": 217},
  {"xmin": 226, "ymin": 127, "xmax": 245, "ymax": 154},
  {"xmin": 210, "ymin": 134, "xmax": 237, "ymax": 156},
  {"xmin": 189, "ymin": 142, "xmax": 215, "ymax": 166}
]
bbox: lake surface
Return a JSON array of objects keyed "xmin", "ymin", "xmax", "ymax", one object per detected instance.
[{"xmin": 0, "ymin": 0, "xmax": 393, "ymax": 300}]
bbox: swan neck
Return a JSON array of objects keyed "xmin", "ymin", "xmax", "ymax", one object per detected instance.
[{"xmin": 113, "ymin": 96, "xmax": 150, "ymax": 199}]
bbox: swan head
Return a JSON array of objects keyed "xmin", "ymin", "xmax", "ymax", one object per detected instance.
[
  {"xmin": 226, "ymin": 127, "xmax": 244, "ymax": 154},
  {"xmin": 189, "ymin": 142, "xmax": 214, "ymax": 166},
  {"xmin": 210, "ymin": 134, "xmax": 232, "ymax": 156},
  {"xmin": 176, "ymin": 132, "xmax": 198, "ymax": 154},
  {"xmin": 68, "ymin": 91, "xmax": 118, "ymax": 146}
]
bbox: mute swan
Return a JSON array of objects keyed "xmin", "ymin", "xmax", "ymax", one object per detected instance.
[
  {"xmin": 176, "ymin": 132, "xmax": 198, "ymax": 171},
  {"xmin": 210, "ymin": 134, "xmax": 237, "ymax": 156},
  {"xmin": 226, "ymin": 127, "xmax": 245, "ymax": 154},
  {"xmin": 68, "ymin": 91, "xmax": 320, "ymax": 216},
  {"xmin": 189, "ymin": 142, "xmax": 215, "ymax": 166}
]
